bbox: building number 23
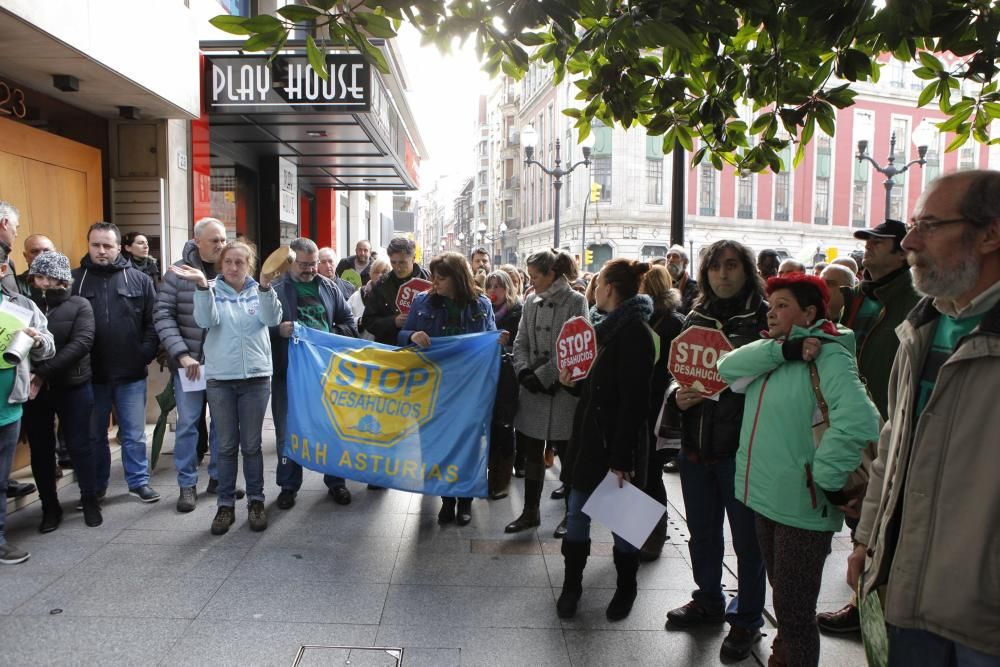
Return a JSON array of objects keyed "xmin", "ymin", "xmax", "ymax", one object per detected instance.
[{"xmin": 0, "ymin": 82, "xmax": 27, "ymax": 119}]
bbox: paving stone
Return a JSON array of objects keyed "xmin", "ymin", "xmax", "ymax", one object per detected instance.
[
  {"xmin": 375, "ymin": 626, "xmax": 570, "ymax": 667},
  {"xmin": 380, "ymin": 584, "xmax": 562, "ymax": 629},
  {"xmin": 200, "ymin": 578, "xmax": 388, "ymax": 625}
]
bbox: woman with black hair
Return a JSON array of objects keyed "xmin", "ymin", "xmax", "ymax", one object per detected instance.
[
  {"xmin": 401, "ymin": 252, "xmax": 496, "ymax": 526},
  {"xmin": 555, "ymin": 258, "xmax": 656, "ymax": 621},
  {"xmin": 122, "ymin": 232, "xmax": 160, "ymax": 287},
  {"xmin": 717, "ymin": 273, "xmax": 879, "ymax": 667},
  {"xmin": 505, "ymin": 249, "xmax": 588, "ymax": 536},
  {"xmin": 663, "ymin": 240, "xmax": 770, "ymax": 662}
]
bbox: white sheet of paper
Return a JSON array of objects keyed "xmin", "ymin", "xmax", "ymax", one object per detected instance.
[
  {"xmin": 177, "ymin": 367, "xmax": 207, "ymax": 393},
  {"xmin": 0, "ymin": 300, "xmax": 32, "ymax": 327},
  {"xmin": 581, "ymin": 471, "xmax": 668, "ymax": 549}
]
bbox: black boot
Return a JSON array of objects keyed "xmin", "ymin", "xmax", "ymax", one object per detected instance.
[
  {"xmin": 437, "ymin": 497, "xmax": 457, "ymax": 524},
  {"xmin": 39, "ymin": 504, "xmax": 63, "ymax": 534},
  {"xmin": 81, "ymin": 496, "xmax": 103, "ymax": 527},
  {"xmin": 505, "ymin": 476, "xmax": 544, "ymax": 533},
  {"xmin": 639, "ymin": 513, "xmax": 668, "ymax": 562},
  {"xmin": 456, "ymin": 498, "xmax": 473, "ymax": 526},
  {"xmin": 606, "ymin": 548, "xmax": 640, "ymax": 621},
  {"xmin": 557, "ymin": 539, "xmax": 590, "ymax": 619}
]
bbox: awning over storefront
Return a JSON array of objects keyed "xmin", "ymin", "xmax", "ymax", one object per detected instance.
[{"xmin": 201, "ymin": 40, "xmax": 425, "ymax": 191}]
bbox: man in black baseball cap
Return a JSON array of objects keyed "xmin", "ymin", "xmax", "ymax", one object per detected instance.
[{"xmin": 816, "ymin": 217, "xmax": 920, "ymax": 635}]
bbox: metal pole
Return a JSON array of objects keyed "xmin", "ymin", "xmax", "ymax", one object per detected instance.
[
  {"xmin": 581, "ymin": 188, "xmax": 589, "ymax": 269},
  {"xmin": 553, "ymin": 179, "xmax": 562, "ymax": 249},
  {"xmin": 883, "ymin": 177, "xmax": 894, "ymax": 220},
  {"xmin": 670, "ymin": 139, "xmax": 686, "ymax": 246}
]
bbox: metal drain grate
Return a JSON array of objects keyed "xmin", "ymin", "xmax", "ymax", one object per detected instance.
[{"xmin": 292, "ymin": 645, "xmax": 403, "ymax": 666}]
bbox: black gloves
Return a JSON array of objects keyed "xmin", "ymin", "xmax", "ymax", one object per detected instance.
[
  {"xmin": 782, "ymin": 338, "xmax": 805, "ymax": 361},
  {"xmin": 518, "ymin": 369, "xmax": 546, "ymax": 394}
]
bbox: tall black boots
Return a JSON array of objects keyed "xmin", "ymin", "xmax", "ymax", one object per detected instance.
[
  {"xmin": 505, "ymin": 474, "xmax": 544, "ymax": 533},
  {"xmin": 557, "ymin": 539, "xmax": 590, "ymax": 618},
  {"xmin": 606, "ymin": 548, "xmax": 640, "ymax": 621}
]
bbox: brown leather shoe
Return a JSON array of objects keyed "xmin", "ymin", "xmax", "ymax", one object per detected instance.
[{"xmin": 816, "ymin": 603, "xmax": 860, "ymax": 634}]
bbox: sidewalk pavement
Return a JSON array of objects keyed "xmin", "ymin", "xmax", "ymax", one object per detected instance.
[{"xmin": 0, "ymin": 413, "xmax": 866, "ymax": 666}]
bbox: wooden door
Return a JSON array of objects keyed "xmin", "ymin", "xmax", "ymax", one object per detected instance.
[{"xmin": 0, "ymin": 115, "xmax": 103, "ymax": 269}]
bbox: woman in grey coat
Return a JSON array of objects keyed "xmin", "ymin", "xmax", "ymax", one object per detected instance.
[{"xmin": 505, "ymin": 249, "xmax": 588, "ymax": 534}]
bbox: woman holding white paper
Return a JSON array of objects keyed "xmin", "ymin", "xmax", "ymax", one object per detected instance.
[
  {"xmin": 173, "ymin": 240, "xmax": 281, "ymax": 536},
  {"xmin": 556, "ymin": 258, "xmax": 656, "ymax": 622}
]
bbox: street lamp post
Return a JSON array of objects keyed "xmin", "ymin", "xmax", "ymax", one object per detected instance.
[
  {"xmin": 856, "ymin": 118, "xmax": 936, "ymax": 219},
  {"xmin": 521, "ymin": 125, "xmax": 594, "ymax": 249}
]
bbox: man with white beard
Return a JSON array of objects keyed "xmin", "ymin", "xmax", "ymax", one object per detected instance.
[
  {"xmin": 666, "ymin": 245, "xmax": 699, "ymax": 314},
  {"xmin": 849, "ymin": 170, "xmax": 1000, "ymax": 665}
]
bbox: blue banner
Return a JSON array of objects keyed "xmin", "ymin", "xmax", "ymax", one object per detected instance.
[{"xmin": 286, "ymin": 324, "xmax": 500, "ymax": 497}]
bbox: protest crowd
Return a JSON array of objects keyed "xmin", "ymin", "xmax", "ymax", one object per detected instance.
[{"xmin": 1, "ymin": 167, "xmax": 999, "ymax": 667}]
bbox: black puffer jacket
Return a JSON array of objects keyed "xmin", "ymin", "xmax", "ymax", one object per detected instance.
[
  {"xmin": 154, "ymin": 240, "xmax": 210, "ymax": 370},
  {"xmin": 665, "ymin": 292, "xmax": 768, "ymax": 461},
  {"xmin": 125, "ymin": 253, "xmax": 161, "ymax": 288},
  {"xmin": 561, "ymin": 296, "xmax": 657, "ymax": 494},
  {"xmin": 494, "ymin": 301, "xmax": 523, "ymax": 349},
  {"xmin": 649, "ymin": 290, "xmax": 685, "ymax": 429},
  {"xmin": 71, "ymin": 253, "xmax": 158, "ymax": 384},
  {"xmin": 360, "ymin": 263, "xmax": 430, "ymax": 345},
  {"xmin": 29, "ymin": 287, "xmax": 94, "ymax": 388}
]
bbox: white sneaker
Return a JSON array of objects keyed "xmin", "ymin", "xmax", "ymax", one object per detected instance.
[{"xmin": 0, "ymin": 542, "xmax": 30, "ymax": 565}]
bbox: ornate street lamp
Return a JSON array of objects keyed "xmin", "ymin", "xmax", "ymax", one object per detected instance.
[
  {"xmin": 856, "ymin": 117, "xmax": 936, "ymax": 219},
  {"xmin": 522, "ymin": 125, "xmax": 595, "ymax": 249}
]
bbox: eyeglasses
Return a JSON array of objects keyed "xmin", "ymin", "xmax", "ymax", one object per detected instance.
[
  {"xmin": 905, "ymin": 217, "xmax": 972, "ymax": 236},
  {"xmin": 295, "ymin": 261, "xmax": 318, "ymax": 269}
]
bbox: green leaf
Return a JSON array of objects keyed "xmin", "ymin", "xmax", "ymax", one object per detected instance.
[
  {"xmin": 306, "ymin": 0, "xmax": 338, "ymax": 10},
  {"xmin": 983, "ymin": 102, "xmax": 1000, "ymax": 119},
  {"xmin": 357, "ymin": 13, "xmax": 397, "ymax": 39},
  {"xmin": 244, "ymin": 30, "xmax": 283, "ymax": 52},
  {"xmin": 917, "ymin": 51, "xmax": 943, "ymax": 72},
  {"xmin": 244, "ymin": 14, "xmax": 283, "ymax": 34},
  {"xmin": 945, "ymin": 131, "xmax": 970, "ymax": 152},
  {"xmin": 518, "ymin": 31, "xmax": 548, "ymax": 46},
  {"xmin": 917, "ymin": 82, "xmax": 937, "ymax": 107},
  {"xmin": 277, "ymin": 5, "xmax": 321, "ymax": 22},
  {"xmin": 209, "ymin": 15, "xmax": 251, "ymax": 36},
  {"xmin": 306, "ymin": 35, "xmax": 328, "ymax": 80}
]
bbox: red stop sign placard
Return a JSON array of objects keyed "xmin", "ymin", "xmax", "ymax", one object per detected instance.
[
  {"xmin": 395, "ymin": 278, "xmax": 432, "ymax": 314},
  {"xmin": 557, "ymin": 316, "xmax": 597, "ymax": 380},
  {"xmin": 668, "ymin": 326, "xmax": 734, "ymax": 396}
]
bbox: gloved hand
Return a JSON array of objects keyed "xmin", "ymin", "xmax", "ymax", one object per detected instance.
[{"xmin": 518, "ymin": 369, "xmax": 545, "ymax": 394}]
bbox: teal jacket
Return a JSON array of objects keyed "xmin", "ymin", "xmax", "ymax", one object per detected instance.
[
  {"xmin": 716, "ymin": 321, "xmax": 880, "ymax": 532},
  {"xmin": 193, "ymin": 278, "xmax": 282, "ymax": 381}
]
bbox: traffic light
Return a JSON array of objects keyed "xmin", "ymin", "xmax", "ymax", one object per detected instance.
[
  {"xmin": 590, "ymin": 182, "xmax": 602, "ymax": 203},
  {"xmin": 585, "ymin": 248, "xmax": 594, "ymax": 266}
]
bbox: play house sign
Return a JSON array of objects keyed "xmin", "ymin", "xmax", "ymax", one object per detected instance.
[{"xmin": 207, "ymin": 53, "xmax": 371, "ymax": 114}]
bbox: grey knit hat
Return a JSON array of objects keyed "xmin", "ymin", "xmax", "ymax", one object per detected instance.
[{"xmin": 29, "ymin": 251, "xmax": 72, "ymax": 284}]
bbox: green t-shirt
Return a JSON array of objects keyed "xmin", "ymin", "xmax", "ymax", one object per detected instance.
[
  {"xmin": 294, "ymin": 279, "xmax": 330, "ymax": 332},
  {"xmin": 442, "ymin": 298, "xmax": 463, "ymax": 337},
  {"xmin": 915, "ymin": 312, "xmax": 986, "ymax": 416}
]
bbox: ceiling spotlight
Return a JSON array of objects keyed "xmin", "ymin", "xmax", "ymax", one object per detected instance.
[
  {"xmin": 305, "ymin": 130, "xmax": 327, "ymax": 138},
  {"xmin": 52, "ymin": 74, "xmax": 80, "ymax": 92},
  {"xmin": 118, "ymin": 106, "xmax": 141, "ymax": 120}
]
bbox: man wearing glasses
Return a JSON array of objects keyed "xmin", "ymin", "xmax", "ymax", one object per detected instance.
[
  {"xmin": 816, "ymin": 217, "xmax": 920, "ymax": 634},
  {"xmin": 270, "ymin": 237, "xmax": 358, "ymax": 510},
  {"xmin": 850, "ymin": 170, "xmax": 1000, "ymax": 664}
]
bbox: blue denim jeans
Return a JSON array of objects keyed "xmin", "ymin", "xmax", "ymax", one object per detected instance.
[
  {"xmin": 889, "ymin": 626, "xmax": 1000, "ymax": 667},
  {"xmin": 93, "ymin": 379, "xmax": 150, "ymax": 490},
  {"xmin": 678, "ymin": 453, "xmax": 766, "ymax": 629},
  {"xmin": 172, "ymin": 371, "xmax": 218, "ymax": 488},
  {"xmin": 0, "ymin": 420, "xmax": 21, "ymax": 545},
  {"xmin": 272, "ymin": 375, "xmax": 344, "ymax": 492},
  {"xmin": 207, "ymin": 377, "xmax": 270, "ymax": 506},
  {"xmin": 565, "ymin": 487, "xmax": 639, "ymax": 553}
]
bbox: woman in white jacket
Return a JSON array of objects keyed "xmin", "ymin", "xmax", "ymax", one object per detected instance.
[{"xmin": 172, "ymin": 240, "xmax": 281, "ymax": 536}]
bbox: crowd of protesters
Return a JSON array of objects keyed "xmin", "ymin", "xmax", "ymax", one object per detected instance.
[{"xmin": 1, "ymin": 167, "xmax": 999, "ymax": 666}]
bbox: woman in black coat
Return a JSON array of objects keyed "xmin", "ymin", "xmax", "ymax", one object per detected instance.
[
  {"xmin": 556, "ymin": 258, "xmax": 656, "ymax": 622},
  {"xmin": 485, "ymin": 269, "xmax": 522, "ymax": 500},
  {"xmin": 23, "ymin": 252, "xmax": 101, "ymax": 531},
  {"xmin": 122, "ymin": 232, "xmax": 160, "ymax": 288},
  {"xmin": 638, "ymin": 265, "xmax": 685, "ymax": 560}
]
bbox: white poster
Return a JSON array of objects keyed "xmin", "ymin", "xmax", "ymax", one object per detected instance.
[{"xmin": 279, "ymin": 157, "xmax": 297, "ymax": 224}]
